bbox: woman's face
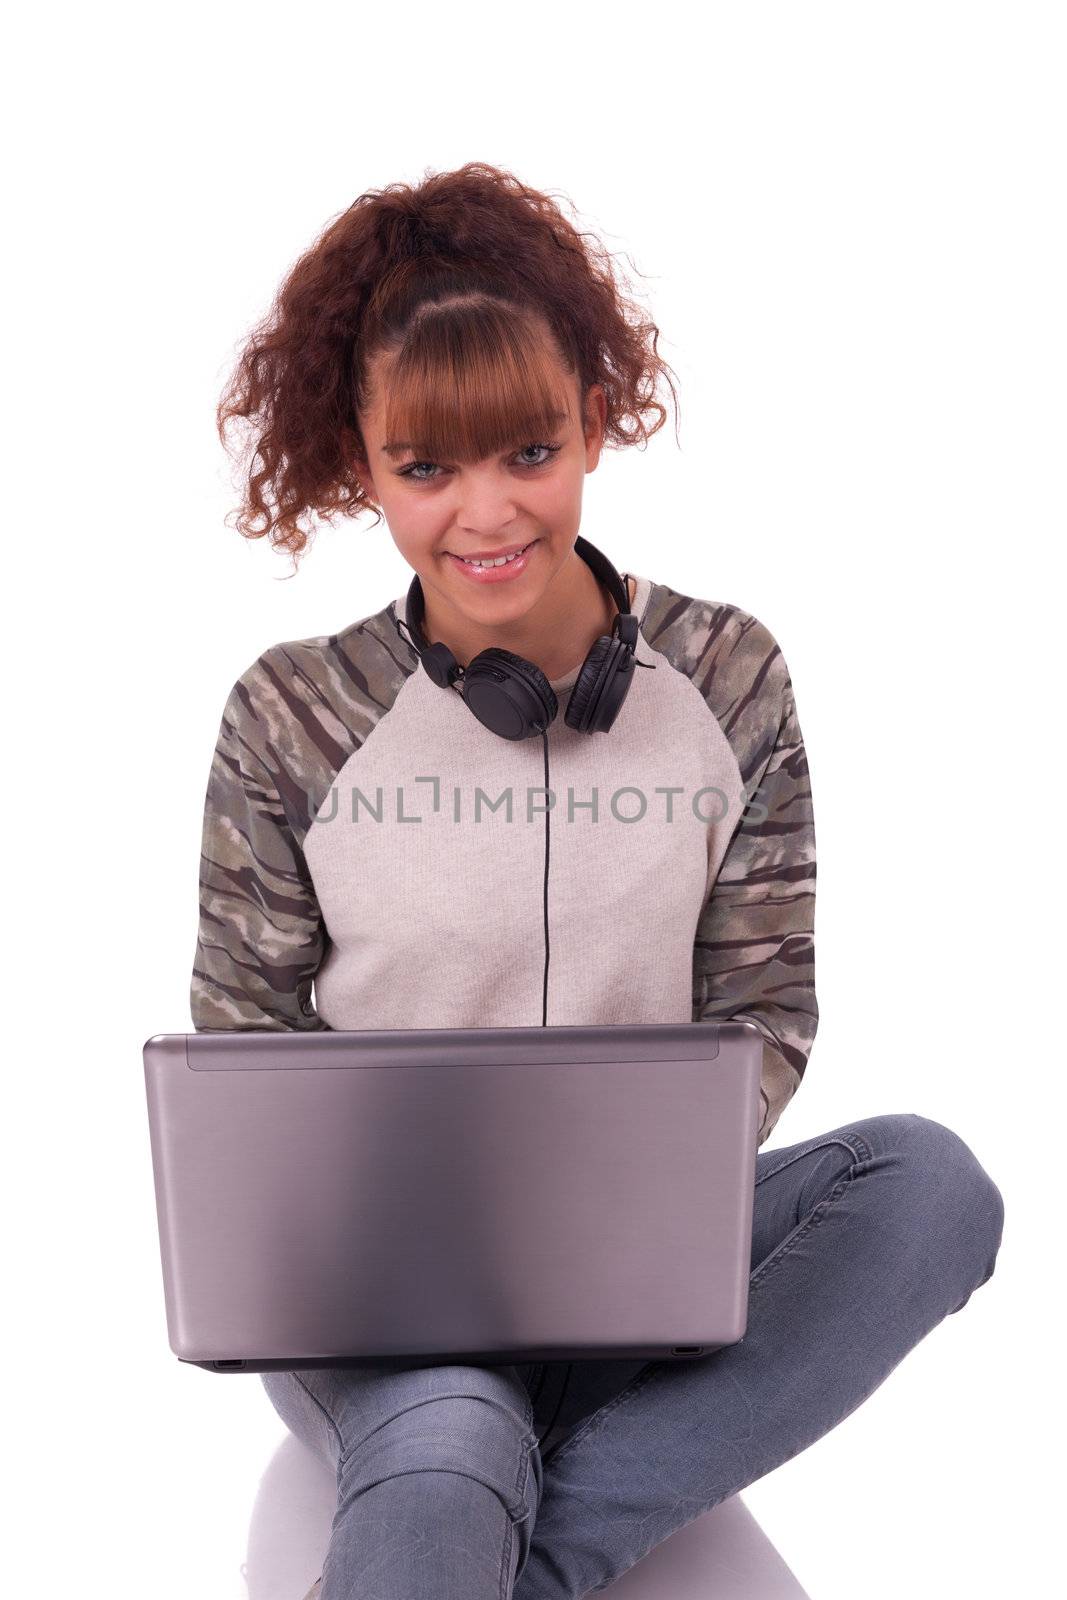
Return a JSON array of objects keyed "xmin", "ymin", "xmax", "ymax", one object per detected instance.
[{"xmin": 353, "ymin": 350, "xmax": 607, "ymax": 633}]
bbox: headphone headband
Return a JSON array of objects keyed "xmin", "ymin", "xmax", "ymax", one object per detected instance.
[{"xmin": 403, "ymin": 534, "xmax": 633, "ymax": 653}]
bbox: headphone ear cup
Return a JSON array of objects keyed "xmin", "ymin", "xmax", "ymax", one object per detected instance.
[
  {"xmin": 565, "ymin": 636, "xmax": 634, "ymax": 734},
  {"xmin": 462, "ymin": 647, "xmax": 559, "ymax": 740}
]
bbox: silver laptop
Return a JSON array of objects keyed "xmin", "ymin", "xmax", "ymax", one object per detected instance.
[{"xmin": 142, "ymin": 1020, "xmax": 762, "ymax": 1374}]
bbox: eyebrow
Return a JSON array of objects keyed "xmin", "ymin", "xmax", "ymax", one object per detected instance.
[{"xmin": 382, "ymin": 411, "xmax": 570, "ymax": 459}]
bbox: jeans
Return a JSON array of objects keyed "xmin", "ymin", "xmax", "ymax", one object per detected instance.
[{"xmin": 260, "ymin": 1112, "xmax": 1005, "ymax": 1599}]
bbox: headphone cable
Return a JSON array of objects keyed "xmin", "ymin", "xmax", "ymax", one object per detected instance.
[
  {"xmin": 540, "ymin": 727, "xmax": 551, "ymax": 1029},
  {"xmin": 535, "ymin": 1359, "xmax": 573, "ymax": 1452},
  {"xmin": 533, "ymin": 726, "xmax": 574, "ymax": 1449}
]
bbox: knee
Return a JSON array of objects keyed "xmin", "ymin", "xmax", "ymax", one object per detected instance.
[
  {"xmin": 336, "ymin": 1364, "xmax": 540, "ymax": 1529},
  {"xmin": 901, "ymin": 1113, "xmax": 1003, "ymax": 1224},
  {"xmin": 260, "ymin": 1369, "xmax": 342, "ymax": 1475},
  {"xmin": 867, "ymin": 1112, "xmax": 1006, "ymax": 1296}
]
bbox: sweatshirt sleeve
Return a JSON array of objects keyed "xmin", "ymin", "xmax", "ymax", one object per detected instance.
[
  {"xmin": 190, "ymin": 672, "xmax": 329, "ymax": 1032},
  {"xmin": 693, "ymin": 625, "xmax": 818, "ymax": 1147}
]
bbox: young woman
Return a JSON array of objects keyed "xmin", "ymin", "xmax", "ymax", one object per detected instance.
[{"xmin": 190, "ymin": 163, "xmax": 1005, "ymax": 1600}]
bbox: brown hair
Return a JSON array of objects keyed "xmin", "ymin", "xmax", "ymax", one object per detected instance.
[{"xmin": 216, "ymin": 161, "xmax": 681, "ymax": 565}]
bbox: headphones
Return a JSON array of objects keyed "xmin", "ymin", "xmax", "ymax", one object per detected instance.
[{"xmin": 392, "ymin": 535, "xmax": 644, "ymax": 740}]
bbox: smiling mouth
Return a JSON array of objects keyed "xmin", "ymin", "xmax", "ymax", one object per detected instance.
[{"xmin": 447, "ymin": 539, "xmax": 539, "ymax": 568}]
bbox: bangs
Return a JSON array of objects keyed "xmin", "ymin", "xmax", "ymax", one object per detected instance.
[{"xmin": 379, "ymin": 303, "xmax": 576, "ymax": 465}]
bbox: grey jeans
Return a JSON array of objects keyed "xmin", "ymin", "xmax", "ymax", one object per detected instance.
[{"xmin": 261, "ymin": 1112, "xmax": 1005, "ymax": 1599}]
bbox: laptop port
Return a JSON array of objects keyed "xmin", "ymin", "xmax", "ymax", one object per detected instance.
[{"xmin": 672, "ymin": 1345, "xmax": 703, "ymax": 1354}]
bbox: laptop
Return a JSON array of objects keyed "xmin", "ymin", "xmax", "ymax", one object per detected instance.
[{"xmin": 142, "ymin": 1020, "xmax": 762, "ymax": 1374}]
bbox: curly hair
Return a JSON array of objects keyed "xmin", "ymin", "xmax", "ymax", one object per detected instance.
[{"xmin": 216, "ymin": 161, "xmax": 681, "ymax": 565}]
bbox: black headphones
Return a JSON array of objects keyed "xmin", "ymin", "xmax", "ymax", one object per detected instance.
[{"xmin": 392, "ymin": 535, "xmax": 645, "ymax": 740}]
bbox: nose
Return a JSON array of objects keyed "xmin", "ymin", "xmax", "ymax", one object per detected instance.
[{"xmin": 448, "ymin": 467, "xmax": 525, "ymax": 530}]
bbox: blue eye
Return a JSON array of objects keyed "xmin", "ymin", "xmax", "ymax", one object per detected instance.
[{"xmin": 398, "ymin": 443, "xmax": 563, "ymax": 484}]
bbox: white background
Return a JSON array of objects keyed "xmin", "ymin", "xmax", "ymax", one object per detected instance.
[{"xmin": 6, "ymin": 3, "xmax": 1063, "ymax": 1596}]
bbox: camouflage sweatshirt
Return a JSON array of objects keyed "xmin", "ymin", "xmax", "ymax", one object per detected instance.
[{"xmin": 190, "ymin": 571, "xmax": 818, "ymax": 1148}]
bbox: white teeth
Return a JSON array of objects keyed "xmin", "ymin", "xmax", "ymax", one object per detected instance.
[{"xmin": 460, "ymin": 543, "xmax": 531, "ymax": 568}]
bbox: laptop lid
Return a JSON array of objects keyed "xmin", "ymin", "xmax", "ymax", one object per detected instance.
[{"xmin": 142, "ymin": 1020, "xmax": 762, "ymax": 1374}]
